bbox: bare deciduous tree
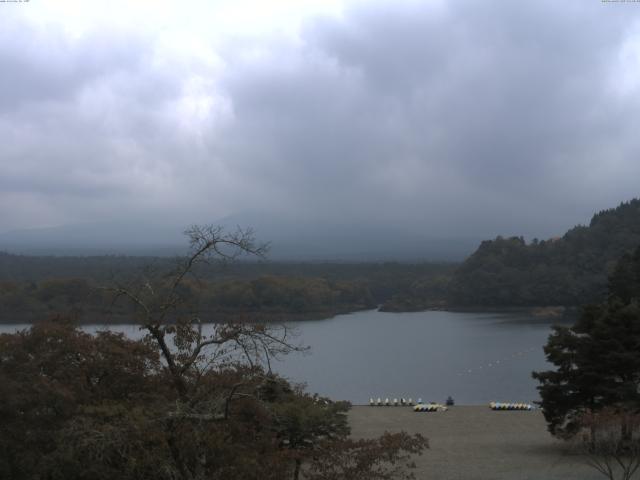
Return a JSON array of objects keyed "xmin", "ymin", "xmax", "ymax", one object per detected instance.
[
  {"xmin": 577, "ymin": 409, "xmax": 640, "ymax": 480},
  {"xmin": 103, "ymin": 225, "xmax": 302, "ymax": 398}
]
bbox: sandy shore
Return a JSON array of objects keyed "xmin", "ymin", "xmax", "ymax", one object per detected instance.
[{"xmin": 349, "ymin": 406, "xmax": 602, "ymax": 480}]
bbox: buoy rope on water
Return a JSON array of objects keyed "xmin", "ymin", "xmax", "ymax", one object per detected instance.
[{"xmin": 457, "ymin": 347, "xmax": 539, "ymax": 376}]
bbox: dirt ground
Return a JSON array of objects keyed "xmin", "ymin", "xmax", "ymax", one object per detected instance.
[{"xmin": 348, "ymin": 406, "xmax": 604, "ymax": 480}]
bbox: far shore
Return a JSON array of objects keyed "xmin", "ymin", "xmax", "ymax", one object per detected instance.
[
  {"xmin": 0, "ymin": 304, "xmax": 579, "ymax": 326},
  {"xmin": 381, "ymin": 303, "xmax": 579, "ymax": 319}
]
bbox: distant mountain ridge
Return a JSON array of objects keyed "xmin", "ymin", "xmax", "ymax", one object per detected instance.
[
  {"xmin": 448, "ymin": 198, "xmax": 640, "ymax": 306},
  {"xmin": 0, "ymin": 215, "xmax": 481, "ymax": 261},
  {"xmin": 0, "ymin": 222, "xmax": 187, "ymax": 256}
]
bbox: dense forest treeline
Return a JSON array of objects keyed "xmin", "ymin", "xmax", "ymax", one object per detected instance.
[
  {"xmin": 0, "ymin": 256, "xmax": 454, "ymax": 323},
  {"xmin": 0, "ymin": 276, "xmax": 374, "ymax": 323},
  {"xmin": 448, "ymin": 199, "xmax": 640, "ymax": 307}
]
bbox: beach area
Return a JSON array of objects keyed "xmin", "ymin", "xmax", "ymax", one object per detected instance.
[{"xmin": 349, "ymin": 406, "xmax": 603, "ymax": 480}]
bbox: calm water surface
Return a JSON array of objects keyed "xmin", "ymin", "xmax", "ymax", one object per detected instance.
[{"xmin": 1, "ymin": 310, "xmax": 564, "ymax": 405}]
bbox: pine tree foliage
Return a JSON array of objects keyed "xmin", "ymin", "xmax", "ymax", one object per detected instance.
[{"xmin": 533, "ymin": 244, "xmax": 640, "ymax": 437}]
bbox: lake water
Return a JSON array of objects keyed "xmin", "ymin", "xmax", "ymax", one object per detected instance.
[{"xmin": 0, "ymin": 309, "xmax": 564, "ymax": 405}]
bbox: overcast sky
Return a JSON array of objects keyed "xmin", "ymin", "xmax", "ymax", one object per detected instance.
[{"xmin": 1, "ymin": 0, "xmax": 640, "ymax": 240}]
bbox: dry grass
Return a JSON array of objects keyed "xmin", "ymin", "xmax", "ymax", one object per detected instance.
[{"xmin": 348, "ymin": 406, "xmax": 602, "ymax": 480}]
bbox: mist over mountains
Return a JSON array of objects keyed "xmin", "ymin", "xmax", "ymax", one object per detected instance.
[{"xmin": 0, "ymin": 213, "xmax": 481, "ymax": 261}]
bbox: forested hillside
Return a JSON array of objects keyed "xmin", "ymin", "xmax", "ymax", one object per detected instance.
[
  {"xmin": 448, "ymin": 199, "xmax": 640, "ymax": 306},
  {"xmin": 0, "ymin": 255, "xmax": 454, "ymax": 323}
]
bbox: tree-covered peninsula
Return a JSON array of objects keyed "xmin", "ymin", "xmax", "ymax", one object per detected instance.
[{"xmin": 382, "ymin": 199, "xmax": 640, "ymax": 310}]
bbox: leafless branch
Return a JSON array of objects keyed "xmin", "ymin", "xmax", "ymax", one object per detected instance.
[{"xmin": 100, "ymin": 225, "xmax": 296, "ymax": 402}]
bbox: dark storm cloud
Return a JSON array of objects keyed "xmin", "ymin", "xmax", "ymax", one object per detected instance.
[
  {"xmin": 215, "ymin": 0, "xmax": 640, "ymax": 236},
  {"xmin": 2, "ymin": 1, "xmax": 640, "ymax": 240}
]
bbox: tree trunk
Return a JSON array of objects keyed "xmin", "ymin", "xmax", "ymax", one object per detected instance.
[
  {"xmin": 622, "ymin": 419, "xmax": 632, "ymax": 448},
  {"xmin": 293, "ymin": 458, "xmax": 301, "ymax": 480},
  {"xmin": 167, "ymin": 419, "xmax": 194, "ymax": 480}
]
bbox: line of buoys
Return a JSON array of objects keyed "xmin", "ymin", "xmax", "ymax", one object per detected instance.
[
  {"xmin": 489, "ymin": 402, "xmax": 533, "ymax": 411},
  {"xmin": 369, "ymin": 397, "xmax": 415, "ymax": 406},
  {"xmin": 414, "ymin": 403, "xmax": 448, "ymax": 412},
  {"xmin": 457, "ymin": 348, "xmax": 539, "ymax": 376}
]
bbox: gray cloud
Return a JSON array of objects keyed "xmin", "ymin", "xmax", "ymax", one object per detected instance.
[
  {"xmin": 215, "ymin": 0, "xmax": 640, "ymax": 236},
  {"xmin": 1, "ymin": 1, "xmax": 640, "ymax": 246}
]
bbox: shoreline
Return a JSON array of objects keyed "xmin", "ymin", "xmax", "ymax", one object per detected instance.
[
  {"xmin": 382, "ymin": 304, "xmax": 579, "ymax": 319},
  {"xmin": 0, "ymin": 304, "xmax": 578, "ymax": 326}
]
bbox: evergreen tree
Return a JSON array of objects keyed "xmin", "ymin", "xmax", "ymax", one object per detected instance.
[{"xmin": 533, "ymin": 245, "xmax": 640, "ymax": 437}]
